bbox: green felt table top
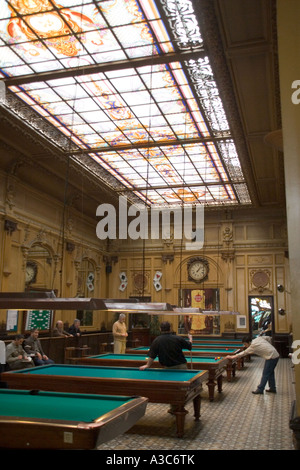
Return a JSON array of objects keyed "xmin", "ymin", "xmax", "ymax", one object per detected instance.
[
  {"xmin": 91, "ymin": 353, "xmax": 224, "ymax": 363},
  {"xmin": 14, "ymin": 364, "xmax": 204, "ymax": 382},
  {"xmin": 183, "ymin": 341, "xmax": 243, "ymax": 346},
  {"xmin": 0, "ymin": 389, "xmax": 136, "ymax": 422},
  {"xmin": 181, "ymin": 337, "xmax": 242, "ymax": 342},
  {"xmin": 131, "ymin": 346, "xmax": 238, "ymax": 353}
]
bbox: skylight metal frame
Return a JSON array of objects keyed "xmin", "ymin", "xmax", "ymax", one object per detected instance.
[{"xmin": 0, "ymin": 0, "xmax": 251, "ymax": 207}]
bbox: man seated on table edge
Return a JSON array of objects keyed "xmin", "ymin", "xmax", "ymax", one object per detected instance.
[{"xmin": 139, "ymin": 321, "xmax": 192, "ymax": 370}]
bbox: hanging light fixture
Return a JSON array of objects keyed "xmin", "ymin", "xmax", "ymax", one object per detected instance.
[{"xmin": 0, "ymin": 294, "xmax": 106, "ymax": 310}]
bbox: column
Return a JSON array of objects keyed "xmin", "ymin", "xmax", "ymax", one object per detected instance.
[{"xmin": 277, "ymin": 0, "xmax": 300, "ymax": 422}]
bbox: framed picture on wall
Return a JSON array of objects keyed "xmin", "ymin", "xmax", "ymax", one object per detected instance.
[
  {"xmin": 237, "ymin": 315, "xmax": 247, "ymax": 329},
  {"xmin": 6, "ymin": 310, "xmax": 18, "ymax": 332}
]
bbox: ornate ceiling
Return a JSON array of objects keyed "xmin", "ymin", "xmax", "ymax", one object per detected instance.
[{"xmin": 0, "ymin": 0, "xmax": 285, "ymax": 216}]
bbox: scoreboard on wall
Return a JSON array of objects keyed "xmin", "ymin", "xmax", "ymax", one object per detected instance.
[{"xmin": 25, "ymin": 310, "xmax": 52, "ymax": 331}]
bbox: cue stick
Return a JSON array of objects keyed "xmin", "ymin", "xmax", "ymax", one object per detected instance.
[
  {"xmin": 189, "ymin": 333, "xmax": 193, "ymax": 369},
  {"xmin": 184, "ymin": 317, "xmax": 193, "ymax": 369}
]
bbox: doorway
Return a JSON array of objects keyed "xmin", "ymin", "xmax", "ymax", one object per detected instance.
[{"xmin": 249, "ymin": 295, "xmax": 273, "ymax": 337}]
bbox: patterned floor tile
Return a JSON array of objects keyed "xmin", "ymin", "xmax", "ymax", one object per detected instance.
[{"xmin": 98, "ymin": 357, "xmax": 296, "ymax": 451}]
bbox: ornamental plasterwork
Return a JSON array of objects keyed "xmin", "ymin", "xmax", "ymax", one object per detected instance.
[
  {"xmin": 133, "ymin": 271, "xmax": 149, "ymax": 294},
  {"xmin": 250, "ymin": 269, "xmax": 272, "ymax": 293},
  {"xmin": 160, "ymin": 0, "xmax": 203, "ymax": 49}
]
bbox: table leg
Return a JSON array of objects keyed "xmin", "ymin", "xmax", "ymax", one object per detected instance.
[
  {"xmin": 206, "ymin": 371, "xmax": 216, "ymax": 401},
  {"xmin": 226, "ymin": 361, "xmax": 233, "ymax": 381},
  {"xmin": 217, "ymin": 374, "xmax": 223, "ymax": 394},
  {"xmin": 173, "ymin": 406, "xmax": 188, "ymax": 438},
  {"xmin": 237, "ymin": 357, "xmax": 244, "ymax": 369},
  {"xmin": 193, "ymin": 394, "xmax": 201, "ymax": 420}
]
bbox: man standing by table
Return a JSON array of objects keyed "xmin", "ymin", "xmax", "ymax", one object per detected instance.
[
  {"xmin": 139, "ymin": 321, "xmax": 192, "ymax": 415},
  {"xmin": 225, "ymin": 335, "xmax": 279, "ymax": 394},
  {"xmin": 139, "ymin": 321, "xmax": 192, "ymax": 370},
  {"xmin": 113, "ymin": 313, "xmax": 128, "ymax": 354}
]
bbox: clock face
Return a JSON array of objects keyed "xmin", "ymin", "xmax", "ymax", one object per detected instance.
[
  {"xmin": 25, "ymin": 263, "xmax": 37, "ymax": 284},
  {"xmin": 188, "ymin": 261, "xmax": 208, "ymax": 281}
]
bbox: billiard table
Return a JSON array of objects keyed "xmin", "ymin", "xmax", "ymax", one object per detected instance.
[
  {"xmin": 181, "ymin": 340, "xmax": 244, "ymax": 348},
  {"xmin": 1, "ymin": 364, "xmax": 208, "ymax": 437},
  {"xmin": 178, "ymin": 339, "xmax": 249, "ymax": 362},
  {"xmin": 128, "ymin": 345, "xmax": 241, "ymax": 355},
  {"xmin": 0, "ymin": 388, "xmax": 148, "ymax": 449},
  {"xmin": 126, "ymin": 346, "xmax": 242, "ymax": 357},
  {"xmin": 76, "ymin": 353, "xmax": 230, "ymax": 401},
  {"xmin": 128, "ymin": 345, "xmax": 244, "ymax": 370},
  {"xmin": 180, "ymin": 336, "xmax": 243, "ymax": 343}
]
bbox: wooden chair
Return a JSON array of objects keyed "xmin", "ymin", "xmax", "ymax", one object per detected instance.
[
  {"xmin": 64, "ymin": 347, "xmax": 76, "ymax": 364},
  {"xmin": 99, "ymin": 342, "xmax": 107, "ymax": 353}
]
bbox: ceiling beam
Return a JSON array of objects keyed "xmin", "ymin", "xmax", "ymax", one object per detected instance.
[
  {"xmin": 68, "ymin": 135, "xmax": 233, "ymax": 155},
  {"xmin": 116, "ymin": 180, "xmax": 245, "ymax": 192},
  {"xmin": 4, "ymin": 50, "xmax": 206, "ymax": 87}
]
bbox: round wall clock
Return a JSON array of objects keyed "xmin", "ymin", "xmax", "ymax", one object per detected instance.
[
  {"xmin": 188, "ymin": 259, "xmax": 208, "ymax": 282},
  {"xmin": 25, "ymin": 261, "xmax": 37, "ymax": 284}
]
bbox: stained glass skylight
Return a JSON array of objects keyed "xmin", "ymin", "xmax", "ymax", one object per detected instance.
[{"xmin": 0, "ymin": 0, "xmax": 251, "ymax": 207}]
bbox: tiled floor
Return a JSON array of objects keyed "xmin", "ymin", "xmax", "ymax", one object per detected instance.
[{"xmin": 98, "ymin": 357, "xmax": 296, "ymax": 451}]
